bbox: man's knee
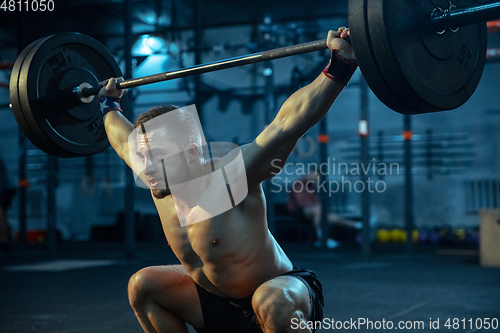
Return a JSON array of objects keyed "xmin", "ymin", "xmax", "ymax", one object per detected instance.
[
  {"xmin": 128, "ymin": 267, "xmax": 154, "ymax": 308},
  {"xmin": 128, "ymin": 266, "xmax": 176, "ymax": 309},
  {"xmin": 252, "ymin": 277, "xmax": 310, "ymax": 332}
]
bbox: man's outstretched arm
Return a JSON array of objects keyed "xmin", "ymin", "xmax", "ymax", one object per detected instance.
[
  {"xmin": 99, "ymin": 78, "xmax": 134, "ymax": 169},
  {"xmin": 242, "ymin": 28, "xmax": 357, "ymax": 184}
]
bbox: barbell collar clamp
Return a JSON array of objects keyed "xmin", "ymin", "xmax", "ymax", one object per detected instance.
[
  {"xmin": 431, "ymin": 0, "xmax": 500, "ymax": 34},
  {"xmin": 73, "ymin": 83, "xmax": 95, "ymax": 104}
]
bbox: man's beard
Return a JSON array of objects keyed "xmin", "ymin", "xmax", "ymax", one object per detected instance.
[
  {"xmin": 151, "ymin": 154, "xmax": 190, "ymax": 200},
  {"xmin": 152, "ymin": 187, "xmax": 170, "ymax": 199}
]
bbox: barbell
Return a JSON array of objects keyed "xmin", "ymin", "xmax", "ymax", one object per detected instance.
[{"xmin": 9, "ymin": 0, "xmax": 500, "ymax": 158}]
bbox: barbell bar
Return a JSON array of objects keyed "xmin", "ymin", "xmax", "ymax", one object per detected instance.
[
  {"xmin": 9, "ymin": 0, "xmax": 500, "ymax": 158},
  {"xmin": 79, "ymin": 39, "xmax": 329, "ymax": 97}
]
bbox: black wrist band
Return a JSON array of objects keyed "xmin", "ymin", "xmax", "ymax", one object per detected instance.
[
  {"xmin": 99, "ymin": 96, "xmax": 122, "ymax": 116},
  {"xmin": 322, "ymin": 50, "xmax": 358, "ymax": 86}
]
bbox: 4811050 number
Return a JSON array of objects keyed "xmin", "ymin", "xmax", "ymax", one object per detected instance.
[
  {"xmin": 445, "ymin": 318, "xmax": 498, "ymax": 330},
  {"xmin": 1, "ymin": 0, "xmax": 54, "ymax": 11}
]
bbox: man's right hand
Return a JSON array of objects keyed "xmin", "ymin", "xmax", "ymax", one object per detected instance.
[
  {"xmin": 98, "ymin": 77, "xmax": 127, "ymax": 98},
  {"xmin": 327, "ymin": 27, "xmax": 355, "ymax": 61},
  {"xmin": 98, "ymin": 77, "xmax": 128, "ymax": 117}
]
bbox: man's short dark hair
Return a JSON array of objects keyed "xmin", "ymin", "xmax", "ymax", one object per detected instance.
[
  {"xmin": 134, "ymin": 104, "xmax": 181, "ymax": 129},
  {"xmin": 134, "ymin": 104, "xmax": 203, "ymax": 154}
]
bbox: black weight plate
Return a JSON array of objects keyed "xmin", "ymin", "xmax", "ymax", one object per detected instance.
[
  {"xmin": 349, "ymin": 0, "xmax": 415, "ymax": 114},
  {"xmin": 10, "ymin": 34, "xmax": 85, "ymax": 157},
  {"xmin": 11, "ymin": 32, "xmax": 123, "ymax": 157},
  {"xmin": 18, "ymin": 32, "xmax": 122, "ymax": 157},
  {"xmin": 349, "ymin": 0, "xmax": 486, "ymax": 115},
  {"xmin": 9, "ymin": 37, "xmax": 62, "ymax": 155}
]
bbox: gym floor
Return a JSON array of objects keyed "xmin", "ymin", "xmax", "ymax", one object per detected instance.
[{"xmin": 1, "ymin": 242, "xmax": 499, "ymax": 333}]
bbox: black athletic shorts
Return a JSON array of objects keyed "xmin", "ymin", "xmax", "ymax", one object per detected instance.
[{"xmin": 194, "ymin": 266, "xmax": 324, "ymax": 333}]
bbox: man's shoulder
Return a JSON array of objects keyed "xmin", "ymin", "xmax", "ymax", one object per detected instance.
[
  {"xmin": 210, "ymin": 143, "xmax": 248, "ymax": 168},
  {"xmin": 210, "ymin": 143, "xmax": 253, "ymax": 181}
]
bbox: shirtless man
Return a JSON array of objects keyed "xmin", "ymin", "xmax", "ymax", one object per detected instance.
[{"xmin": 99, "ymin": 28, "xmax": 356, "ymax": 333}]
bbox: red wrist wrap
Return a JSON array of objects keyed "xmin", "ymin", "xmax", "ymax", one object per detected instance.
[{"xmin": 322, "ymin": 49, "xmax": 358, "ymax": 86}]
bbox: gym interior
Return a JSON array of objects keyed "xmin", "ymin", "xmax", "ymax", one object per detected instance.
[{"xmin": 0, "ymin": 0, "xmax": 499, "ymax": 332}]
